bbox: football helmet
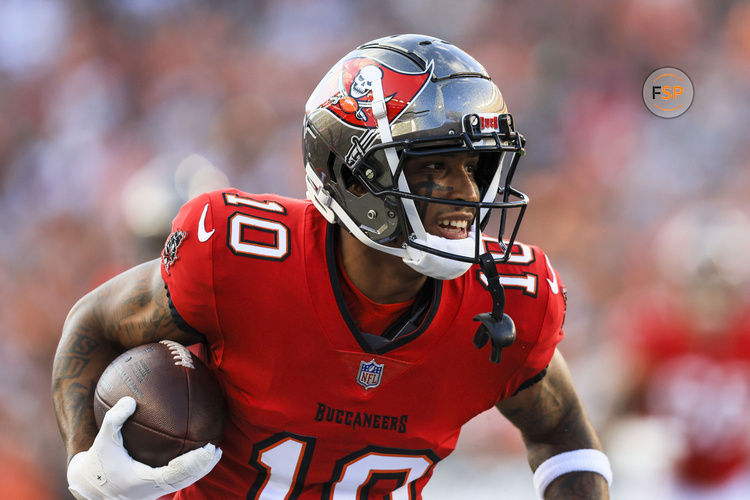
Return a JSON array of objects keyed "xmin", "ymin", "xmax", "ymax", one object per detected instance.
[{"xmin": 304, "ymin": 34, "xmax": 527, "ymax": 280}]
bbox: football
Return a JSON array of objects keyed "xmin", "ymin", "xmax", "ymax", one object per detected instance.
[{"xmin": 93, "ymin": 340, "xmax": 226, "ymax": 467}]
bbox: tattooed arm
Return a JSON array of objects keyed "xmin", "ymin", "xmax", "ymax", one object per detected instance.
[
  {"xmin": 52, "ymin": 259, "xmax": 202, "ymax": 463},
  {"xmin": 496, "ymin": 349, "xmax": 609, "ymax": 500}
]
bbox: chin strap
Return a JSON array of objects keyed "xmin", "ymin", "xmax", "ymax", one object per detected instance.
[{"xmin": 473, "ymin": 252, "xmax": 516, "ymax": 363}]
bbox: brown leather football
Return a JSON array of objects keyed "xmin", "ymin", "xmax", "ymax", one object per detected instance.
[{"xmin": 93, "ymin": 340, "xmax": 226, "ymax": 467}]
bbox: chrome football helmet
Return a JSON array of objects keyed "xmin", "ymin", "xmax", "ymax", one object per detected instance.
[{"xmin": 304, "ymin": 34, "xmax": 527, "ymax": 281}]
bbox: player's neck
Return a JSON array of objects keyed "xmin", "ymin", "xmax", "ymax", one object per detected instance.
[{"xmin": 337, "ymin": 228, "xmax": 427, "ymax": 304}]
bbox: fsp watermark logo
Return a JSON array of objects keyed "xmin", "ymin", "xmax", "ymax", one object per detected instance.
[{"xmin": 643, "ymin": 67, "xmax": 693, "ymax": 118}]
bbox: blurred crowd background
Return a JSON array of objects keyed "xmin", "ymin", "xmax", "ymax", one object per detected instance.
[{"xmin": 2, "ymin": 0, "xmax": 750, "ymax": 498}]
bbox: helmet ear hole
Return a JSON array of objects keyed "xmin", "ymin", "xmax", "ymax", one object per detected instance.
[{"xmin": 340, "ymin": 167, "xmax": 367, "ymax": 196}]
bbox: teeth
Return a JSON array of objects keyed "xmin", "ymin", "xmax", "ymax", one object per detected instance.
[{"xmin": 438, "ymin": 219, "xmax": 468, "ymax": 229}]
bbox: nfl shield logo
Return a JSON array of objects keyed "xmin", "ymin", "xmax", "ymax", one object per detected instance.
[{"xmin": 357, "ymin": 359, "xmax": 384, "ymax": 390}]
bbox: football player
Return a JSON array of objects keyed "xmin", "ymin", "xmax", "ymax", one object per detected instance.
[
  {"xmin": 53, "ymin": 34, "xmax": 611, "ymax": 499},
  {"xmin": 609, "ymin": 203, "xmax": 750, "ymax": 498}
]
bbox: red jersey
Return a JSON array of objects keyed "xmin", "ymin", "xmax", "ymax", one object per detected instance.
[
  {"xmin": 161, "ymin": 189, "xmax": 566, "ymax": 499},
  {"xmin": 618, "ymin": 291, "xmax": 750, "ymax": 485}
]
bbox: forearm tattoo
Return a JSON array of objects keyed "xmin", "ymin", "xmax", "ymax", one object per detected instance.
[
  {"xmin": 111, "ymin": 273, "xmax": 177, "ymax": 344},
  {"xmin": 64, "ymin": 381, "xmax": 97, "ymax": 426},
  {"xmin": 52, "ymin": 260, "xmax": 179, "ymax": 457},
  {"xmin": 52, "ymin": 328, "xmax": 112, "ymax": 457},
  {"xmin": 53, "ymin": 332, "xmax": 99, "ymax": 380}
]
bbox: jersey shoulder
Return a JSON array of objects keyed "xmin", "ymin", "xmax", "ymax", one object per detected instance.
[
  {"xmin": 464, "ymin": 238, "xmax": 567, "ymax": 396},
  {"xmin": 499, "ymin": 240, "xmax": 566, "ymax": 341},
  {"xmin": 160, "ymin": 189, "xmax": 316, "ymax": 338},
  {"xmin": 182, "ymin": 189, "xmax": 311, "ymax": 225},
  {"xmin": 474, "ymin": 237, "xmax": 567, "ymax": 317}
]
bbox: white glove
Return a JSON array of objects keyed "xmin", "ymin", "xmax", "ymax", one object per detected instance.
[{"xmin": 67, "ymin": 396, "xmax": 222, "ymax": 500}]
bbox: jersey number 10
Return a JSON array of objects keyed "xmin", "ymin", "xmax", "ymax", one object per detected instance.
[
  {"xmin": 224, "ymin": 193, "xmax": 291, "ymax": 261},
  {"xmin": 222, "ymin": 192, "xmax": 542, "ymax": 297},
  {"xmin": 248, "ymin": 432, "xmax": 438, "ymax": 500}
]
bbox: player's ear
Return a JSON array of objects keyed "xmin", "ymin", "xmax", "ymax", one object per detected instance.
[
  {"xmin": 348, "ymin": 183, "xmax": 367, "ymax": 196},
  {"xmin": 341, "ymin": 167, "xmax": 368, "ymax": 196}
]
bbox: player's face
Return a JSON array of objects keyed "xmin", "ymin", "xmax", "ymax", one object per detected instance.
[{"xmin": 402, "ymin": 151, "xmax": 480, "ymax": 240}]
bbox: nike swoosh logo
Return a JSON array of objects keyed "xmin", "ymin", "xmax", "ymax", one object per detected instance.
[
  {"xmin": 545, "ymin": 255, "xmax": 559, "ymax": 294},
  {"xmin": 198, "ymin": 203, "xmax": 215, "ymax": 242}
]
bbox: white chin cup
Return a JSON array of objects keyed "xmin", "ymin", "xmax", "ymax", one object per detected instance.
[{"xmin": 403, "ymin": 232, "xmax": 475, "ymax": 280}]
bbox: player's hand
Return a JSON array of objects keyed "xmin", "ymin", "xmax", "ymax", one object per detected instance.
[{"xmin": 67, "ymin": 396, "xmax": 222, "ymax": 500}]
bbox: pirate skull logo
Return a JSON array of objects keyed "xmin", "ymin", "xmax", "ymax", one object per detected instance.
[
  {"xmin": 338, "ymin": 65, "xmax": 385, "ymax": 122},
  {"xmin": 308, "ymin": 56, "xmax": 431, "ymax": 129},
  {"xmin": 350, "ymin": 65, "xmax": 383, "ymax": 98}
]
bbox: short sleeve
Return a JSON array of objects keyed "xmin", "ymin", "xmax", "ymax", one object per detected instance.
[
  {"xmin": 160, "ymin": 192, "xmax": 221, "ymax": 341},
  {"xmin": 497, "ymin": 250, "xmax": 567, "ymax": 399}
]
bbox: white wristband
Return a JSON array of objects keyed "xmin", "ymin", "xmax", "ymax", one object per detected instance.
[{"xmin": 533, "ymin": 449, "xmax": 612, "ymax": 499}]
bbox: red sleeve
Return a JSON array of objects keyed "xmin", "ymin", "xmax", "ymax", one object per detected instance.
[
  {"xmin": 496, "ymin": 248, "xmax": 566, "ymax": 399},
  {"xmin": 160, "ymin": 191, "xmax": 222, "ymax": 342}
]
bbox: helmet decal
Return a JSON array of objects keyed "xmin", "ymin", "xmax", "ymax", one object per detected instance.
[
  {"xmin": 303, "ymin": 34, "xmax": 529, "ymax": 284},
  {"xmin": 308, "ymin": 57, "xmax": 431, "ymax": 129}
]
